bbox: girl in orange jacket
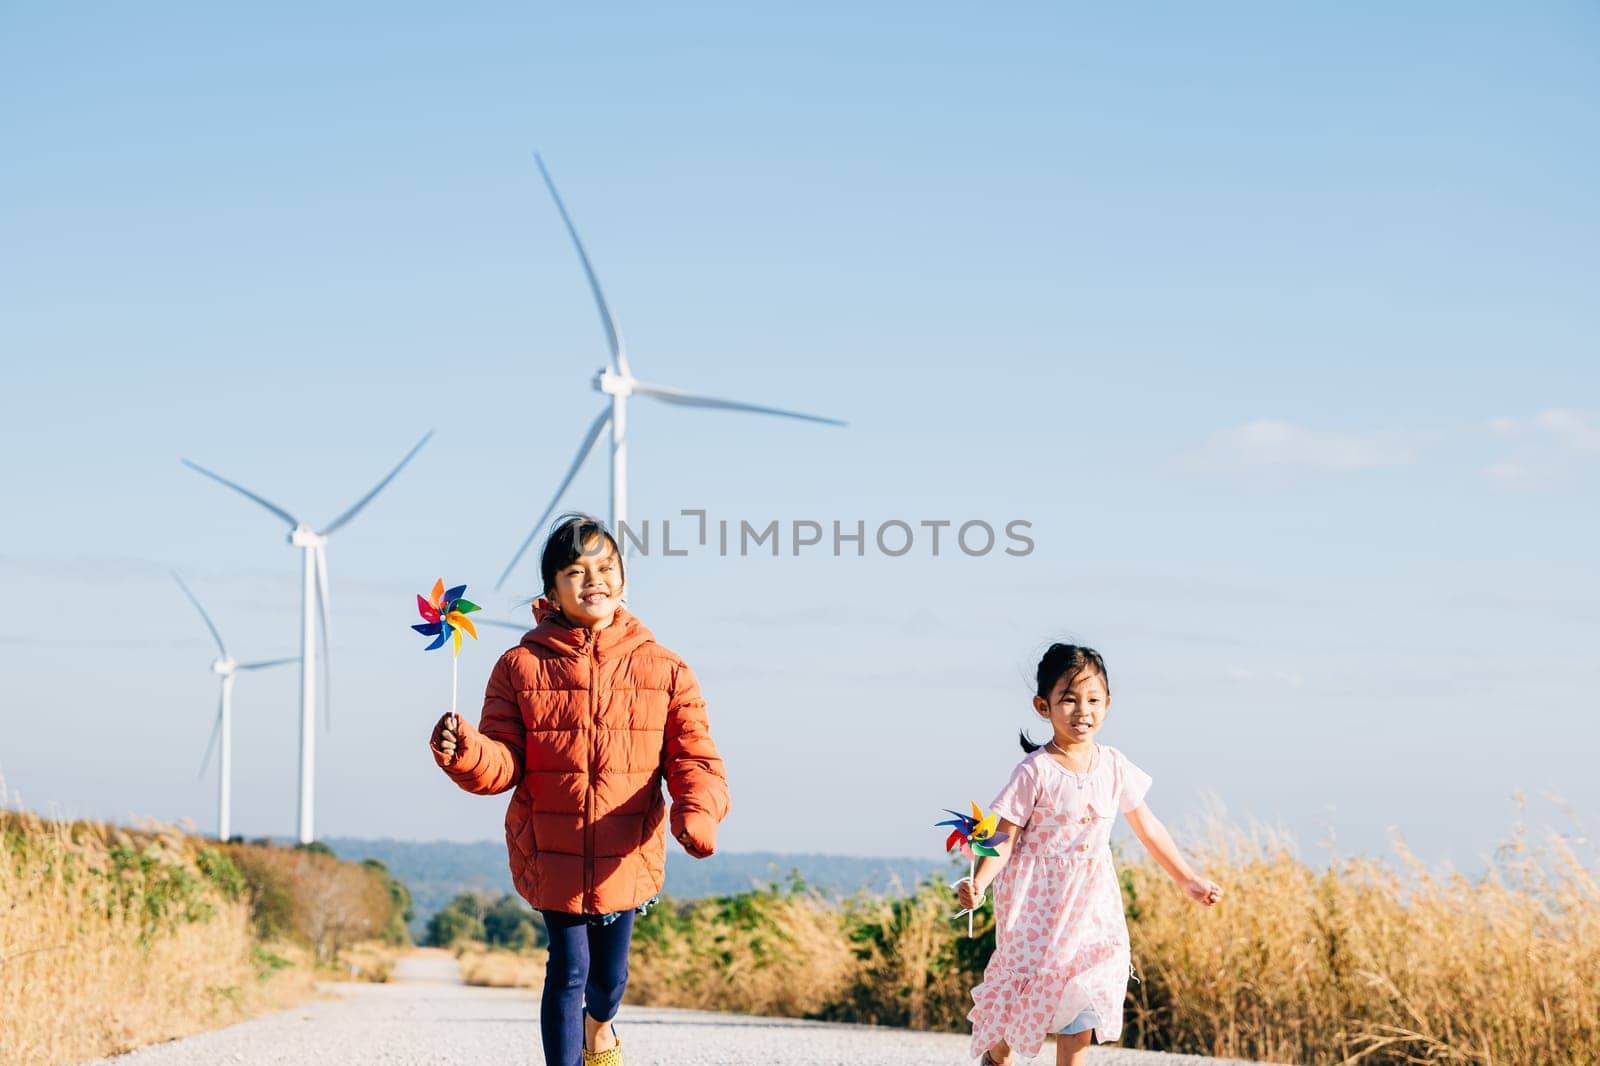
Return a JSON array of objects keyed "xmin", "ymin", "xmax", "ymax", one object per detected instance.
[{"xmin": 430, "ymin": 512, "xmax": 729, "ymax": 1066}]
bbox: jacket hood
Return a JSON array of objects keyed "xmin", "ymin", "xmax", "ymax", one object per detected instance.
[{"xmin": 523, "ymin": 596, "xmax": 655, "ymax": 661}]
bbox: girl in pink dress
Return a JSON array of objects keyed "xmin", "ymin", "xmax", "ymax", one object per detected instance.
[{"xmin": 957, "ymin": 644, "xmax": 1223, "ymax": 1065}]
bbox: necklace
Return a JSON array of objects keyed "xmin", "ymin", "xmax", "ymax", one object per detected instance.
[{"xmin": 1046, "ymin": 740, "xmax": 1099, "ymax": 786}]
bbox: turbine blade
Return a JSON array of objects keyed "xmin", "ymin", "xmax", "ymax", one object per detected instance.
[
  {"xmin": 320, "ymin": 430, "xmax": 434, "ymax": 536},
  {"xmin": 480, "ymin": 618, "xmax": 529, "ymax": 633},
  {"xmin": 198, "ymin": 702, "xmax": 223, "ymax": 780},
  {"xmin": 172, "ymin": 571, "xmax": 229, "ymax": 659},
  {"xmin": 182, "ymin": 459, "xmax": 299, "ymax": 528},
  {"xmin": 314, "ymin": 543, "xmax": 332, "ymax": 731},
  {"xmin": 237, "ymin": 656, "xmax": 298, "ymax": 671},
  {"xmin": 632, "ymin": 381, "xmax": 847, "ymax": 426},
  {"xmin": 534, "ymin": 153, "xmax": 630, "ymax": 378},
  {"xmin": 495, "ymin": 407, "xmax": 611, "ymax": 591}
]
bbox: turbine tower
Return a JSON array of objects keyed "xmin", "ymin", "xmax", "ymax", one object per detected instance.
[
  {"xmin": 182, "ymin": 431, "xmax": 432, "ymax": 843},
  {"xmin": 173, "ymin": 572, "xmax": 295, "ymax": 842},
  {"xmin": 496, "ymin": 155, "xmax": 847, "ymax": 590}
]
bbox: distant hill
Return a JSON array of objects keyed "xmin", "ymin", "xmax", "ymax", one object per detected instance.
[{"xmin": 322, "ymin": 837, "xmax": 950, "ymax": 937}]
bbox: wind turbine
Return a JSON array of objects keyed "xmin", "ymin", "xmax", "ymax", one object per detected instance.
[
  {"xmin": 495, "ymin": 155, "xmax": 847, "ymax": 591},
  {"xmin": 174, "ymin": 572, "xmax": 296, "ymax": 843},
  {"xmin": 182, "ymin": 431, "xmax": 433, "ymax": 843}
]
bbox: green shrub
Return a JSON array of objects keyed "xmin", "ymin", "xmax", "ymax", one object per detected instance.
[
  {"xmin": 102, "ymin": 842, "xmax": 218, "ymax": 948},
  {"xmin": 196, "ymin": 846, "xmax": 247, "ymax": 901},
  {"xmin": 425, "ymin": 893, "xmax": 487, "ymax": 947},
  {"xmin": 483, "ymin": 894, "xmax": 546, "ymax": 950},
  {"xmin": 361, "ymin": 858, "xmax": 415, "ymax": 947}
]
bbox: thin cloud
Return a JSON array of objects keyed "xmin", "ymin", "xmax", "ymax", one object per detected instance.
[
  {"xmin": 1227, "ymin": 666, "xmax": 1305, "ymax": 688},
  {"xmin": 1189, "ymin": 420, "xmax": 1420, "ymax": 474},
  {"xmin": 1482, "ymin": 460, "xmax": 1532, "ymax": 489},
  {"xmin": 1481, "ymin": 409, "xmax": 1599, "ymax": 488},
  {"xmin": 1532, "ymin": 409, "xmax": 1600, "ymax": 453},
  {"xmin": 1487, "ymin": 416, "xmax": 1519, "ymax": 437},
  {"xmin": 1485, "ymin": 409, "xmax": 1600, "ymax": 451}
]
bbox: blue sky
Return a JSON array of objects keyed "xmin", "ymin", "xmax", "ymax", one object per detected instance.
[{"xmin": 3, "ymin": 3, "xmax": 1596, "ymax": 871}]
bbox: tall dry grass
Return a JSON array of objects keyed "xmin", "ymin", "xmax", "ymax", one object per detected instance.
[
  {"xmin": 457, "ymin": 944, "xmax": 549, "ymax": 988},
  {"xmin": 628, "ymin": 884, "xmax": 857, "ymax": 1017},
  {"xmin": 624, "ymin": 816, "xmax": 1599, "ymax": 1065},
  {"xmin": 1122, "ymin": 816, "xmax": 1600, "ymax": 1064},
  {"xmin": 817, "ymin": 882, "xmax": 992, "ymax": 1031},
  {"xmin": 0, "ymin": 796, "xmax": 314, "ymax": 1066}
]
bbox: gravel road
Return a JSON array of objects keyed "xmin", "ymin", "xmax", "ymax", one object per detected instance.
[{"xmin": 90, "ymin": 953, "xmax": 1268, "ymax": 1066}]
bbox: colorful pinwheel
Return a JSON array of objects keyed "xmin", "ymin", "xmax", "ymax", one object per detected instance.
[
  {"xmin": 412, "ymin": 579, "xmax": 482, "ymax": 720},
  {"xmin": 936, "ymin": 802, "xmax": 1011, "ymax": 936},
  {"xmin": 937, "ymin": 802, "xmax": 1010, "ymax": 860},
  {"xmin": 413, "ymin": 579, "xmax": 481, "ymax": 654}
]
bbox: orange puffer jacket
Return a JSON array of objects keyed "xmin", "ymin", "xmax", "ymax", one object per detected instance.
[{"xmin": 430, "ymin": 598, "xmax": 729, "ymax": 915}]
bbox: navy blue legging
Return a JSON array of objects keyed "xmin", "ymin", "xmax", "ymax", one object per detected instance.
[{"xmin": 538, "ymin": 908, "xmax": 635, "ymax": 1066}]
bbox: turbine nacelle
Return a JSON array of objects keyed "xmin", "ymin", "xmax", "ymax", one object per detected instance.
[
  {"xmin": 595, "ymin": 368, "xmax": 632, "ymax": 397},
  {"xmin": 211, "ymin": 657, "xmax": 237, "ymax": 676},
  {"xmin": 289, "ymin": 526, "xmax": 326, "ymax": 549}
]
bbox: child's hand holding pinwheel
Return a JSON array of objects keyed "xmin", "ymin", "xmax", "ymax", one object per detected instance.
[{"xmin": 936, "ymin": 802, "xmax": 1010, "ymax": 937}]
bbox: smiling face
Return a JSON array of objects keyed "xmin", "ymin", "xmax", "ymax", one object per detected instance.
[
  {"xmin": 1033, "ymin": 667, "xmax": 1111, "ymax": 748},
  {"xmin": 546, "ymin": 534, "xmax": 624, "ymax": 629}
]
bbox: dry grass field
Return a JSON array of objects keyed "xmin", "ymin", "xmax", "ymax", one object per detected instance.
[
  {"xmin": 9, "ymin": 781, "xmax": 1593, "ymax": 1065},
  {"xmin": 0, "ymin": 803, "xmax": 313, "ymax": 1064},
  {"xmin": 1, "ymin": 785, "xmax": 406, "ymax": 1065},
  {"xmin": 618, "ymin": 815, "xmax": 1599, "ymax": 1064},
  {"xmin": 457, "ymin": 943, "xmax": 549, "ymax": 988}
]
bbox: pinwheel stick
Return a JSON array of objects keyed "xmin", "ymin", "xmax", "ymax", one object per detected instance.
[
  {"xmin": 946, "ymin": 860, "xmax": 977, "ymax": 936},
  {"xmin": 947, "ymin": 870, "xmax": 972, "ymax": 934},
  {"xmin": 966, "ymin": 856, "xmax": 975, "ymax": 937}
]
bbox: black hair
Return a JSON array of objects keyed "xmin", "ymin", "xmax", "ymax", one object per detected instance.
[
  {"xmin": 539, "ymin": 512, "xmax": 625, "ymax": 599},
  {"xmin": 1020, "ymin": 643, "xmax": 1109, "ymax": 753}
]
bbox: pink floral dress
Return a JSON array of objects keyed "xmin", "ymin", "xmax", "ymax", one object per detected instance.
[{"xmin": 967, "ymin": 745, "xmax": 1152, "ymax": 1059}]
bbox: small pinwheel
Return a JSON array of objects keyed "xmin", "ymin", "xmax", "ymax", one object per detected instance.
[
  {"xmin": 412, "ymin": 579, "xmax": 482, "ymax": 721},
  {"xmin": 937, "ymin": 802, "xmax": 1011, "ymax": 860},
  {"xmin": 936, "ymin": 802, "xmax": 1011, "ymax": 936},
  {"xmin": 413, "ymin": 579, "xmax": 481, "ymax": 653}
]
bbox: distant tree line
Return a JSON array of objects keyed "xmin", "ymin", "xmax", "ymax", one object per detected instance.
[
  {"xmin": 320, "ymin": 837, "xmax": 947, "ymax": 939},
  {"xmin": 424, "ymin": 891, "xmax": 547, "ymax": 951},
  {"xmin": 226, "ymin": 839, "xmax": 413, "ymax": 964}
]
